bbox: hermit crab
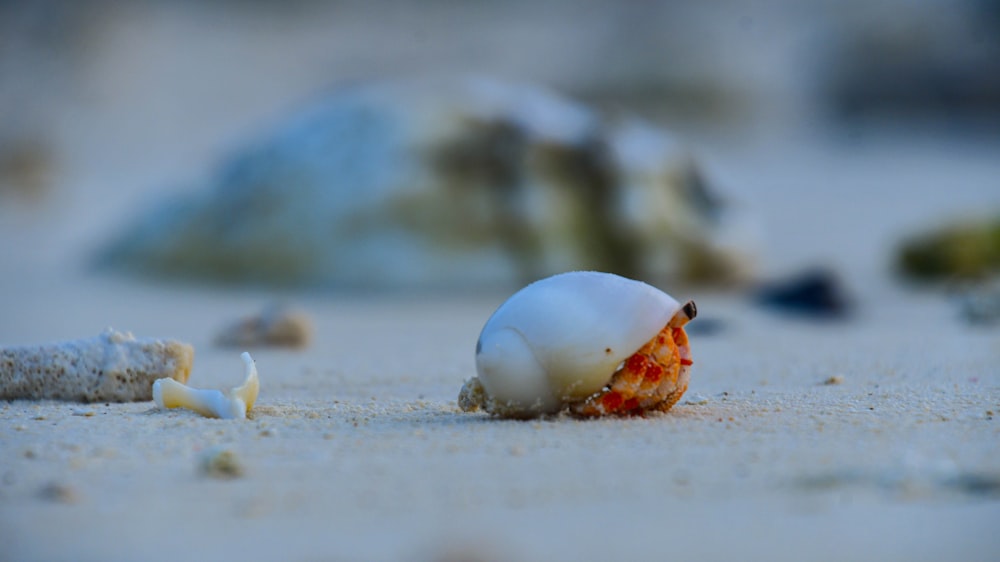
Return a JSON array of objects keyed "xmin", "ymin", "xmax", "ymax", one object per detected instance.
[{"xmin": 458, "ymin": 271, "xmax": 696, "ymax": 418}]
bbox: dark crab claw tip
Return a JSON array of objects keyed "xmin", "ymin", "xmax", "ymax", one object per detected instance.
[
  {"xmin": 668, "ymin": 300, "xmax": 698, "ymax": 329},
  {"xmin": 683, "ymin": 300, "xmax": 697, "ymax": 321}
]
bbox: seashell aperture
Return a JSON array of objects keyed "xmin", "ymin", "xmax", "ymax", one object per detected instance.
[{"xmin": 461, "ymin": 271, "xmax": 695, "ymax": 418}]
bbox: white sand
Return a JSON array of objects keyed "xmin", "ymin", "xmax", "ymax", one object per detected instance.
[
  {"xmin": 3, "ymin": 121, "xmax": 1000, "ymax": 561},
  {"xmin": 2, "ymin": 219, "xmax": 999, "ymax": 561},
  {"xmin": 2, "ymin": 5, "xmax": 1000, "ymax": 559},
  {"xmin": 3, "ymin": 134, "xmax": 1000, "ymax": 562}
]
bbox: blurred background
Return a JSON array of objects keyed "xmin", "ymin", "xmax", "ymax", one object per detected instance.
[
  {"xmin": 1, "ymin": 0, "xmax": 999, "ymax": 293},
  {"xmin": 3, "ymin": 5, "xmax": 1000, "ymax": 559}
]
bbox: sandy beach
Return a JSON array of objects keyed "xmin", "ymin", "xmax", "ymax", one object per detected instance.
[
  {"xmin": 2, "ymin": 2, "xmax": 1000, "ymax": 560},
  {"xmin": 3, "ymin": 131, "xmax": 999, "ymax": 560}
]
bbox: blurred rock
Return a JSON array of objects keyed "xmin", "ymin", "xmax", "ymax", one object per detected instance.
[
  {"xmin": 0, "ymin": 138, "xmax": 53, "ymax": 202},
  {"xmin": 215, "ymin": 303, "xmax": 312, "ymax": 349},
  {"xmin": 956, "ymin": 281, "xmax": 1000, "ymax": 325},
  {"xmin": 97, "ymin": 77, "xmax": 755, "ymax": 289},
  {"xmin": 755, "ymin": 268, "xmax": 851, "ymax": 319},
  {"xmin": 199, "ymin": 446, "xmax": 244, "ymax": 479},
  {"xmin": 37, "ymin": 481, "xmax": 80, "ymax": 504},
  {"xmin": 896, "ymin": 216, "xmax": 1000, "ymax": 281},
  {"xmin": 826, "ymin": 0, "xmax": 1000, "ymax": 122}
]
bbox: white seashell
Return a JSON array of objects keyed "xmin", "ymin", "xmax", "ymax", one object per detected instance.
[{"xmin": 468, "ymin": 271, "xmax": 686, "ymax": 417}]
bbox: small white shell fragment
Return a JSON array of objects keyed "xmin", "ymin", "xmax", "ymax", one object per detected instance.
[
  {"xmin": 471, "ymin": 271, "xmax": 681, "ymax": 417},
  {"xmin": 153, "ymin": 352, "xmax": 259, "ymax": 419},
  {"xmin": 0, "ymin": 328, "xmax": 193, "ymax": 402}
]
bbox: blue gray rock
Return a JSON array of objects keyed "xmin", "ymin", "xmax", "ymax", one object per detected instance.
[{"xmin": 99, "ymin": 77, "xmax": 755, "ymax": 289}]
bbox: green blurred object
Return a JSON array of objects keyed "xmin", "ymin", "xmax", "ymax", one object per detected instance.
[{"xmin": 897, "ymin": 216, "xmax": 1000, "ymax": 280}]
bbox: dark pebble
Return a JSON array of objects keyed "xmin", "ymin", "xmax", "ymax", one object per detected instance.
[{"xmin": 755, "ymin": 268, "xmax": 851, "ymax": 319}]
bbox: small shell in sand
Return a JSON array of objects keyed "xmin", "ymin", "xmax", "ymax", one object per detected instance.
[
  {"xmin": 214, "ymin": 304, "xmax": 313, "ymax": 349},
  {"xmin": 459, "ymin": 271, "xmax": 696, "ymax": 418}
]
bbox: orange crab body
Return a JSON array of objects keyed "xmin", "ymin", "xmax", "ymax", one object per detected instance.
[{"xmin": 571, "ymin": 304, "xmax": 694, "ymax": 416}]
